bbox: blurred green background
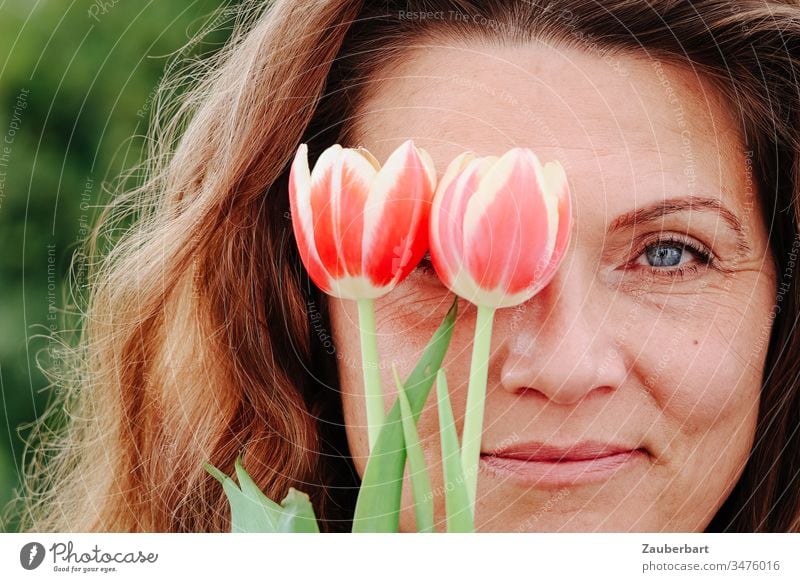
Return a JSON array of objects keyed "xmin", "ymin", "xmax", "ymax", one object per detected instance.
[{"xmin": 0, "ymin": 0, "xmax": 236, "ymax": 532}]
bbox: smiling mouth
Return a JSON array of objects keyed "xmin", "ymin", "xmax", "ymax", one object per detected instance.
[{"xmin": 479, "ymin": 443, "xmax": 649, "ymax": 488}]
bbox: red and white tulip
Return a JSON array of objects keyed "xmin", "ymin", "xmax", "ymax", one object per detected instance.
[
  {"xmin": 429, "ymin": 148, "xmax": 572, "ymax": 308},
  {"xmin": 289, "ymin": 140, "xmax": 437, "ymax": 300},
  {"xmin": 289, "ymin": 139, "xmax": 437, "ymax": 453}
]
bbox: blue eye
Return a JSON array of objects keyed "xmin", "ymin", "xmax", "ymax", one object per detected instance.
[
  {"xmin": 646, "ymin": 244, "xmax": 684, "ymax": 267},
  {"xmin": 638, "ymin": 236, "xmax": 714, "ymax": 280}
]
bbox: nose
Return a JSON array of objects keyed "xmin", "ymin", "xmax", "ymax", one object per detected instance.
[{"xmin": 497, "ymin": 264, "xmax": 627, "ymax": 405}]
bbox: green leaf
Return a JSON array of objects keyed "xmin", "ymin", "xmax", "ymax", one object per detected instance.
[
  {"xmin": 204, "ymin": 457, "xmax": 320, "ymax": 533},
  {"xmin": 203, "ymin": 461, "xmax": 231, "ymax": 486},
  {"xmin": 204, "ymin": 459, "xmax": 281, "ymax": 532},
  {"xmin": 234, "ymin": 456, "xmax": 285, "ymax": 515},
  {"xmin": 276, "ymin": 488, "xmax": 321, "ymax": 533},
  {"xmin": 352, "ymin": 295, "xmax": 459, "ymax": 532},
  {"xmin": 436, "ymin": 369, "xmax": 475, "ymax": 532},
  {"xmin": 394, "ymin": 364, "xmax": 434, "ymax": 533}
]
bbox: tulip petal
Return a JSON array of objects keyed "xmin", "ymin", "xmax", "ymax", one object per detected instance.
[
  {"xmin": 429, "ymin": 155, "xmax": 492, "ymax": 291},
  {"xmin": 416, "ymin": 147, "xmax": 438, "ymax": 193},
  {"xmin": 309, "ymin": 145, "xmax": 347, "ymax": 279},
  {"xmin": 508, "ymin": 152, "xmax": 561, "ymax": 296},
  {"xmin": 335, "ymin": 149, "xmax": 379, "ymax": 277},
  {"xmin": 289, "ymin": 144, "xmax": 334, "ymax": 293},
  {"xmin": 309, "ymin": 146, "xmax": 380, "ymax": 282},
  {"xmin": 429, "ymin": 153, "xmax": 474, "ymax": 283},
  {"xmin": 434, "ymin": 151, "xmax": 474, "ymax": 199},
  {"xmin": 462, "ymin": 149, "xmax": 553, "ymax": 302},
  {"xmin": 362, "ymin": 140, "xmax": 435, "ymax": 288},
  {"xmin": 355, "ymin": 147, "xmax": 382, "ymax": 171},
  {"xmin": 534, "ymin": 161, "xmax": 572, "ymax": 292}
]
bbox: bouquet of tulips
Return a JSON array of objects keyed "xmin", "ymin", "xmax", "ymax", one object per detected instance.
[{"xmin": 204, "ymin": 140, "xmax": 572, "ymax": 533}]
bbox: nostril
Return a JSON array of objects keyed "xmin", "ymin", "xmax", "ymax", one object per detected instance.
[{"xmin": 507, "ymin": 383, "xmax": 616, "ymax": 406}]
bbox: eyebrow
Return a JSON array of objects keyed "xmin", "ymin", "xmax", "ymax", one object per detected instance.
[{"xmin": 607, "ymin": 196, "xmax": 753, "ymax": 255}]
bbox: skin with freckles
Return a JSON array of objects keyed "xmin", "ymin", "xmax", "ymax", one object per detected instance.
[{"xmin": 327, "ymin": 40, "xmax": 777, "ymax": 532}]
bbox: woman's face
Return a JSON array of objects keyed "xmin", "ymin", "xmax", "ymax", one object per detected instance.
[{"xmin": 327, "ymin": 41, "xmax": 777, "ymax": 531}]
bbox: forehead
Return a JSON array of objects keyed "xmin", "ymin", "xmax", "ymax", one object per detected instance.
[{"xmin": 350, "ymin": 40, "xmax": 748, "ymax": 216}]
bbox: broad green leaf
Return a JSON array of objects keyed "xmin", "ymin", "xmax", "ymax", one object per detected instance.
[
  {"xmin": 394, "ymin": 364, "xmax": 434, "ymax": 533},
  {"xmin": 233, "ymin": 456, "xmax": 285, "ymax": 515},
  {"xmin": 204, "ymin": 457, "xmax": 321, "ymax": 533},
  {"xmin": 436, "ymin": 369, "xmax": 474, "ymax": 532},
  {"xmin": 204, "ymin": 459, "xmax": 281, "ymax": 532},
  {"xmin": 276, "ymin": 488, "xmax": 321, "ymax": 533},
  {"xmin": 352, "ymin": 295, "xmax": 459, "ymax": 533}
]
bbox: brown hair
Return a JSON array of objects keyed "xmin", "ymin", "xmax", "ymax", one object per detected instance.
[{"xmin": 11, "ymin": 0, "xmax": 800, "ymax": 532}]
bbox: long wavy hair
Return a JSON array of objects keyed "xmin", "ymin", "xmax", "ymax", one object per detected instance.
[{"xmin": 10, "ymin": 0, "xmax": 800, "ymax": 532}]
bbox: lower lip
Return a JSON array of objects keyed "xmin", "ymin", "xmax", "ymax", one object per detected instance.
[{"xmin": 480, "ymin": 449, "xmax": 647, "ymax": 488}]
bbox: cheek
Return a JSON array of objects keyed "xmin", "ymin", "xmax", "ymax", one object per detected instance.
[{"xmin": 632, "ymin": 280, "xmax": 771, "ymax": 436}]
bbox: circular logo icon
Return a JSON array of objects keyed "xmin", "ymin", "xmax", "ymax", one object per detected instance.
[{"xmin": 20, "ymin": 542, "xmax": 46, "ymax": 570}]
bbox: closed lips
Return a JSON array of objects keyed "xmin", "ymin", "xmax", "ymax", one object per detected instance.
[
  {"xmin": 481, "ymin": 442, "xmax": 645, "ymax": 462},
  {"xmin": 479, "ymin": 441, "xmax": 649, "ymax": 488}
]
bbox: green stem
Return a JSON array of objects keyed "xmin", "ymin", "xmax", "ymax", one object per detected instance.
[
  {"xmin": 357, "ymin": 298, "xmax": 384, "ymax": 453},
  {"xmin": 460, "ymin": 303, "xmax": 496, "ymax": 518}
]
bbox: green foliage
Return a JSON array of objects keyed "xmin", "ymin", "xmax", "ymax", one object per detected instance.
[
  {"xmin": 351, "ymin": 296, "xmax": 458, "ymax": 533},
  {"xmin": 394, "ymin": 364, "xmax": 434, "ymax": 533},
  {"xmin": 205, "ymin": 457, "xmax": 320, "ymax": 533},
  {"xmin": 435, "ymin": 369, "xmax": 474, "ymax": 533},
  {"xmin": 210, "ymin": 297, "xmax": 461, "ymax": 533}
]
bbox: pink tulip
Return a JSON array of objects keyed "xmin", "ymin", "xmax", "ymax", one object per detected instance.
[
  {"xmin": 289, "ymin": 140, "xmax": 437, "ymax": 300},
  {"xmin": 429, "ymin": 148, "xmax": 572, "ymax": 309}
]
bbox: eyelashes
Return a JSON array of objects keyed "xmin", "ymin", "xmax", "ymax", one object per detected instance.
[
  {"xmin": 632, "ymin": 234, "xmax": 715, "ymax": 281},
  {"xmin": 416, "ymin": 250, "xmax": 436, "ymax": 276}
]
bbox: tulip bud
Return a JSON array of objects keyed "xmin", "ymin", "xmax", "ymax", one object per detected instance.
[
  {"xmin": 429, "ymin": 148, "xmax": 572, "ymax": 308},
  {"xmin": 289, "ymin": 139, "xmax": 437, "ymax": 299}
]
